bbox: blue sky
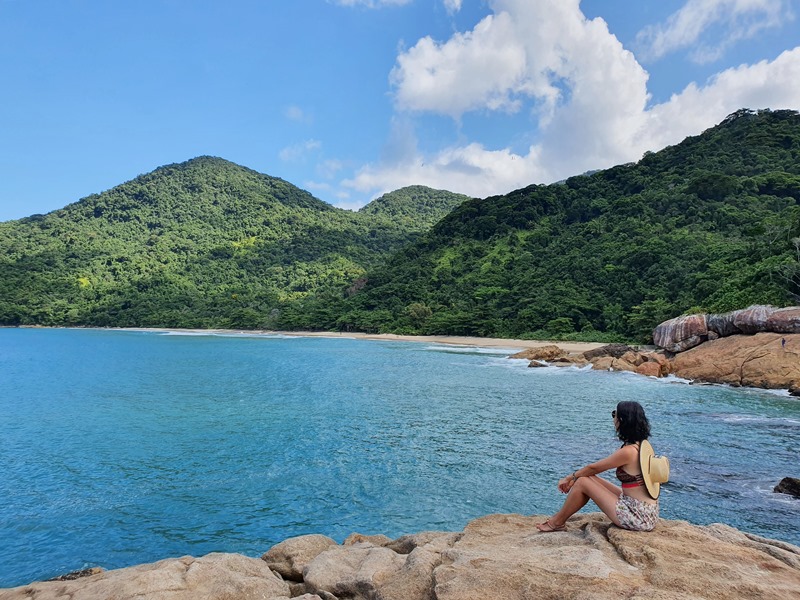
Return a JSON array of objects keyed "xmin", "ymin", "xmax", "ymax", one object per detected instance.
[{"xmin": 1, "ymin": 0, "xmax": 799, "ymax": 222}]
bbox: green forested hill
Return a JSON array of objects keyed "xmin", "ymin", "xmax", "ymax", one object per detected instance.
[
  {"xmin": 0, "ymin": 157, "xmax": 467, "ymax": 328},
  {"xmin": 322, "ymin": 109, "xmax": 800, "ymax": 341},
  {"xmin": 4, "ymin": 110, "xmax": 799, "ymax": 340},
  {"xmin": 358, "ymin": 185, "xmax": 471, "ymax": 229}
]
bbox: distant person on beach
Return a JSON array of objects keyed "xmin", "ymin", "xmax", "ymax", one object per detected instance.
[{"xmin": 537, "ymin": 401, "xmax": 668, "ymax": 532}]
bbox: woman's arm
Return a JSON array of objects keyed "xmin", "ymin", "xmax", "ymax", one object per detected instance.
[{"xmin": 557, "ymin": 446, "xmax": 637, "ymax": 492}]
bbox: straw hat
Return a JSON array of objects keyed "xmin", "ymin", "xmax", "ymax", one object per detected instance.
[{"xmin": 639, "ymin": 440, "xmax": 670, "ymax": 499}]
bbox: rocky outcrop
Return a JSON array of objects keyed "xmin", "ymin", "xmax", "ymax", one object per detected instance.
[
  {"xmin": 653, "ymin": 304, "xmax": 800, "ymax": 353},
  {"xmin": 509, "ymin": 333, "xmax": 799, "ymax": 390},
  {"xmin": 707, "ymin": 311, "xmax": 741, "ymax": 337},
  {"xmin": 582, "ymin": 343, "xmax": 635, "ymax": 360},
  {"xmin": 0, "ymin": 553, "xmax": 291, "ymax": 600},
  {"xmin": 732, "ymin": 305, "xmax": 771, "ymax": 334},
  {"xmin": 508, "ymin": 345, "xmax": 565, "ymax": 361},
  {"xmin": 775, "ymin": 477, "xmax": 800, "ymax": 498},
  {"xmin": 670, "ymin": 332, "xmax": 800, "ymax": 388},
  {"xmin": 653, "ymin": 313, "xmax": 708, "ymax": 352},
  {"xmin": 5, "ymin": 514, "xmax": 798, "ymax": 600},
  {"xmin": 262, "ymin": 534, "xmax": 338, "ymax": 582},
  {"xmin": 553, "ymin": 303, "xmax": 800, "ymax": 391},
  {"xmin": 766, "ymin": 306, "xmax": 800, "ymax": 333}
]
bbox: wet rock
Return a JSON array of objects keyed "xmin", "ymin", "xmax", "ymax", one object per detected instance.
[
  {"xmin": 527, "ymin": 360, "xmax": 548, "ymax": 368},
  {"xmin": 620, "ymin": 350, "xmax": 644, "ymax": 366},
  {"xmin": 652, "ymin": 313, "xmax": 708, "ymax": 352},
  {"xmin": 46, "ymin": 568, "xmax": 104, "ymax": 582},
  {"xmin": 587, "ymin": 354, "xmax": 639, "ymax": 373},
  {"xmin": 582, "ymin": 343, "xmax": 635, "ymax": 361},
  {"xmin": 508, "ymin": 345, "xmax": 565, "ymax": 361},
  {"xmin": 590, "ymin": 356, "xmax": 615, "ymax": 371},
  {"xmin": 640, "ymin": 351, "xmax": 671, "ymax": 376},
  {"xmin": 635, "ymin": 361, "xmax": 662, "ymax": 377},
  {"xmin": 774, "ymin": 477, "xmax": 800, "ymax": 498},
  {"xmin": 549, "ymin": 356, "xmax": 590, "ymax": 367}
]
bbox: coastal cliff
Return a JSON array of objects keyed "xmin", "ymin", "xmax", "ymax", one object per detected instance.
[{"xmin": 2, "ymin": 514, "xmax": 799, "ymax": 600}]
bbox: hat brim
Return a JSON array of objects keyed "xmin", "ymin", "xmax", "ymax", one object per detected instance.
[{"xmin": 639, "ymin": 440, "xmax": 660, "ymax": 499}]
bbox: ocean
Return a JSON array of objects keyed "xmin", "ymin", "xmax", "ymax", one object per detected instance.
[{"xmin": 1, "ymin": 328, "xmax": 798, "ymax": 587}]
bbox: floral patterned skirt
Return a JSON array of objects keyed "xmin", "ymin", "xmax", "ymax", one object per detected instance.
[{"xmin": 616, "ymin": 494, "xmax": 659, "ymax": 531}]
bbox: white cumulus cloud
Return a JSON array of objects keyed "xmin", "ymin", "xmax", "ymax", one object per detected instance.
[
  {"xmin": 444, "ymin": 0, "xmax": 463, "ymax": 14},
  {"xmin": 636, "ymin": 0, "xmax": 792, "ymax": 63},
  {"xmin": 279, "ymin": 139, "xmax": 322, "ymax": 162},
  {"xmin": 341, "ymin": 0, "xmax": 800, "ymax": 205}
]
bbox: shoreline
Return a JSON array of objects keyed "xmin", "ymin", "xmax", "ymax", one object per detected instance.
[{"xmin": 80, "ymin": 326, "xmax": 610, "ymax": 353}]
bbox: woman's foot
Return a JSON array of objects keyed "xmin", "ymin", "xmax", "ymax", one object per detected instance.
[{"xmin": 536, "ymin": 519, "xmax": 566, "ymax": 532}]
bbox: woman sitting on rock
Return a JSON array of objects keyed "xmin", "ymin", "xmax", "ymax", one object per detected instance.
[{"xmin": 537, "ymin": 400, "xmax": 667, "ymax": 532}]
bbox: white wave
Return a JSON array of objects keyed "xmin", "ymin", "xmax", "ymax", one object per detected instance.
[
  {"xmin": 652, "ymin": 374, "xmax": 694, "ymax": 385},
  {"xmin": 424, "ymin": 345, "xmax": 518, "ymax": 356},
  {"xmin": 160, "ymin": 330, "xmax": 297, "ymax": 340},
  {"xmin": 160, "ymin": 331, "xmax": 211, "ymax": 336},
  {"xmin": 713, "ymin": 414, "xmax": 800, "ymax": 426}
]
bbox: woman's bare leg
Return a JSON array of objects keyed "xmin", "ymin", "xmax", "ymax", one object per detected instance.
[
  {"xmin": 595, "ymin": 476, "xmax": 622, "ymax": 496},
  {"xmin": 547, "ymin": 476, "xmax": 622, "ymax": 527}
]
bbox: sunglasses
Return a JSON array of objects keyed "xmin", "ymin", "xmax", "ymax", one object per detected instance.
[{"xmin": 611, "ymin": 410, "xmax": 617, "ymax": 418}]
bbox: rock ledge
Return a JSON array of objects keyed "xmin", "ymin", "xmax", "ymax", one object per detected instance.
[{"xmin": 3, "ymin": 514, "xmax": 799, "ymax": 600}]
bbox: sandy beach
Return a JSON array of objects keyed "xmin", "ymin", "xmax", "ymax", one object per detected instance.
[
  {"xmin": 107, "ymin": 327, "xmax": 607, "ymax": 353},
  {"xmin": 271, "ymin": 331, "xmax": 609, "ymax": 352}
]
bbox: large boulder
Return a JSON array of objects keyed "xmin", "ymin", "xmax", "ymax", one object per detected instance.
[
  {"xmin": 766, "ymin": 306, "xmax": 800, "ymax": 333},
  {"xmin": 385, "ymin": 532, "xmax": 462, "ymax": 555},
  {"xmin": 707, "ymin": 311, "xmax": 742, "ymax": 337},
  {"xmin": 549, "ymin": 356, "xmax": 590, "ymax": 367},
  {"xmin": 0, "ymin": 553, "xmax": 290, "ymax": 600},
  {"xmin": 671, "ymin": 332, "xmax": 800, "ymax": 388},
  {"xmin": 775, "ymin": 477, "xmax": 800, "ymax": 498},
  {"xmin": 635, "ymin": 361, "xmax": 662, "ymax": 377},
  {"xmin": 261, "ymin": 534, "xmax": 338, "ymax": 582},
  {"xmin": 582, "ymin": 343, "xmax": 635, "ymax": 361},
  {"xmin": 508, "ymin": 345, "xmax": 565, "ymax": 361},
  {"xmin": 733, "ymin": 304, "xmax": 776, "ymax": 334},
  {"xmin": 652, "ymin": 313, "xmax": 708, "ymax": 352},
  {"xmin": 302, "ymin": 546, "xmax": 405, "ymax": 599},
  {"xmin": 377, "ymin": 534, "xmax": 457, "ymax": 600}
]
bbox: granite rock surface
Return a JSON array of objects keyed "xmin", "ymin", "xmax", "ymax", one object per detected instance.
[{"xmin": 5, "ymin": 514, "xmax": 799, "ymax": 600}]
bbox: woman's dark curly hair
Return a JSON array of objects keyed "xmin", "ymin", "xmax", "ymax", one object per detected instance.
[{"xmin": 616, "ymin": 401, "xmax": 650, "ymax": 444}]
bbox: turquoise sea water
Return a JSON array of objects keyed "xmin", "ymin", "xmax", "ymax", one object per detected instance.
[{"xmin": 1, "ymin": 328, "xmax": 798, "ymax": 587}]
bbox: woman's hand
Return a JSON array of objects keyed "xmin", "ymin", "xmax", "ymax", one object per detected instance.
[{"xmin": 557, "ymin": 476, "xmax": 575, "ymax": 494}]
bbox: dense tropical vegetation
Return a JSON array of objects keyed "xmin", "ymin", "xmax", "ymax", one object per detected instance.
[
  {"xmin": 0, "ymin": 157, "xmax": 468, "ymax": 329},
  {"xmin": 1, "ymin": 109, "xmax": 799, "ymax": 342},
  {"xmin": 304, "ymin": 109, "xmax": 800, "ymax": 341}
]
